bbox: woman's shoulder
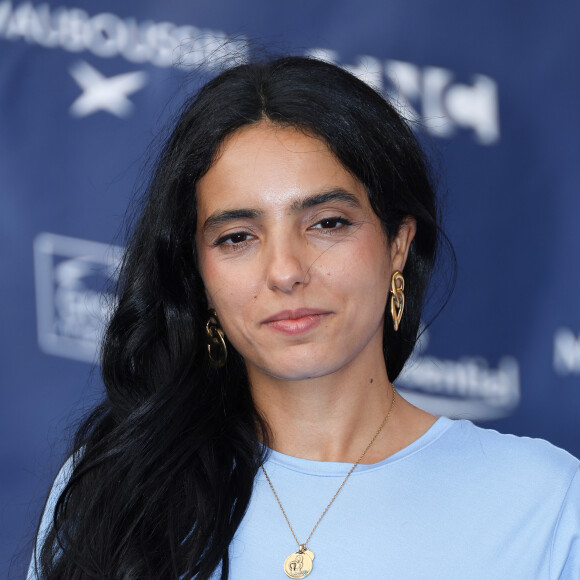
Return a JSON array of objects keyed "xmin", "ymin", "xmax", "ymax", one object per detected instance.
[
  {"xmin": 435, "ymin": 417, "xmax": 579, "ymax": 486},
  {"xmin": 27, "ymin": 452, "xmax": 81, "ymax": 580}
]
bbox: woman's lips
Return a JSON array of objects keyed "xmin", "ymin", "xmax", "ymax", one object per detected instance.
[{"xmin": 262, "ymin": 309, "xmax": 331, "ymax": 335}]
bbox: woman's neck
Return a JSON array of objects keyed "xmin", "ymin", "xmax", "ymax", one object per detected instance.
[
  {"xmin": 248, "ymin": 357, "xmax": 396, "ymax": 463},
  {"xmin": 248, "ymin": 349, "xmax": 439, "ymax": 464}
]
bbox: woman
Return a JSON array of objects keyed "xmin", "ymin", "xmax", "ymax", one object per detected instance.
[{"xmin": 30, "ymin": 56, "xmax": 579, "ymax": 579}]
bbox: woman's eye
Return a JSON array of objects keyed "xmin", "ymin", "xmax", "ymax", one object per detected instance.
[
  {"xmin": 312, "ymin": 217, "xmax": 352, "ymax": 230},
  {"xmin": 215, "ymin": 232, "xmax": 253, "ymax": 246},
  {"xmin": 227, "ymin": 233, "xmax": 249, "ymax": 244}
]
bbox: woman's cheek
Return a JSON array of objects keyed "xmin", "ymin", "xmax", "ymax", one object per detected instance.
[{"xmin": 199, "ymin": 255, "xmax": 232, "ymax": 305}]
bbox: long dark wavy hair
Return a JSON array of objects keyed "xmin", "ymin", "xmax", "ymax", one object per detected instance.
[{"xmin": 35, "ymin": 56, "xmax": 444, "ymax": 579}]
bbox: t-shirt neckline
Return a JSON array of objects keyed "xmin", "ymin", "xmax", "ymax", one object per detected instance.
[{"xmin": 264, "ymin": 416, "xmax": 454, "ymax": 477}]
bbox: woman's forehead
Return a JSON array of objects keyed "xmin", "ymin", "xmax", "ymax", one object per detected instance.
[{"xmin": 196, "ymin": 122, "xmax": 370, "ymax": 217}]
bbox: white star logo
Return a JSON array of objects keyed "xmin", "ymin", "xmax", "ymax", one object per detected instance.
[{"xmin": 69, "ymin": 61, "xmax": 148, "ymax": 118}]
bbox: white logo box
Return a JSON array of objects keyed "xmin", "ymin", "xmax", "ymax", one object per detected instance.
[{"xmin": 33, "ymin": 232, "xmax": 123, "ymax": 364}]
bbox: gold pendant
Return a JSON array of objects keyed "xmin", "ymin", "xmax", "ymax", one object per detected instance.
[{"xmin": 284, "ymin": 547, "xmax": 314, "ymax": 578}]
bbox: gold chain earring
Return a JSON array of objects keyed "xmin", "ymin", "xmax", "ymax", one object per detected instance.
[
  {"xmin": 206, "ymin": 309, "xmax": 227, "ymax": 367},
  {"xmin": 390, "ymin": 271, "xmax": 405, "ymax": 332}
]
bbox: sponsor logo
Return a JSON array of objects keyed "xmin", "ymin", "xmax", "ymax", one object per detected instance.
[
  {"xmin": 307, "ymin": 49, "xmax": 500, "ymax": 145},
  {"xmin": 0, "ymin": 2, "xmax": 500, "ymax": 142},
  {"xmin": 554, "ymin": 327, "xmax": 580, "ymax": 375},
  {"xmin": 0, "ymin": 1, "xmax": 246, "ymax": 69},
  {"xmin": 396, "ymin": 330, "xmax": 520, "ymax": 421},
  {"xmin": 69, "ymin": 60, "xmax": 147, "ymax": 117},
  {"xmin": 33, "ymin": 232, "xmax": 122, "ymax": 363}
]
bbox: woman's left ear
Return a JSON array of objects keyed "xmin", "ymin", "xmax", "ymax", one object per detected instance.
[{"xmin": 390, "ymin": 217, "xmax": 417, "ymax": 272}]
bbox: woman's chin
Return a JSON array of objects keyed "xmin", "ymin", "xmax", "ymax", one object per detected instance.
[{"xmin": 248, "ymin": 355, "xmax": 342, "ymax": 383}]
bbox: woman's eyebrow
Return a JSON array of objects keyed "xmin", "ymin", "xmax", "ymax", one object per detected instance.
[
  {"xmin": 203, "ymin": 208, "xmax": 262, "ymax": 232},
  {"xmin": 291, "ymin": 189, "xmax": 362, "ymax": 211}
]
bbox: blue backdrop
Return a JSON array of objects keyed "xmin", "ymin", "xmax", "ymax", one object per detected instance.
[{"xmin": 2, "ymin": 1, "xmax": 579, "ymax": 575}]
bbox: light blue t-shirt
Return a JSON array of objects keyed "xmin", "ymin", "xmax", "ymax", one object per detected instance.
[
  {"xmin": 226, "ymin": 418, "xmax": 580, "ymax": 579},
  {"xmin": 30, "ymin": 418, "xmax": 580, "ymax": 579}
]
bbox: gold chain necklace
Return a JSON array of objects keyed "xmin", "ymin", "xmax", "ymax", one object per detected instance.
[{"xmin": 261, "ymin": 385, "xmax": 396, "ymax": 578}]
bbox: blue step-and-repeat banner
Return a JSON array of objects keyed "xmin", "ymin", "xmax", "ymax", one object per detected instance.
[{"xmin": 2, "ymin": 1, "xmax": 579, "ymax": 574}]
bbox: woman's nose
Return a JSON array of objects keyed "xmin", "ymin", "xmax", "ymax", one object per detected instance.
[{"xmin": 265, "ymin": 242, "xmax": 310, "ymax": 293}]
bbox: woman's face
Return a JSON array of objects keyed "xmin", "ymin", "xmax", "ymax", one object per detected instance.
[{"xmin": 195, "ymin": 122, "xmax": 414, "ymax": 382}]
